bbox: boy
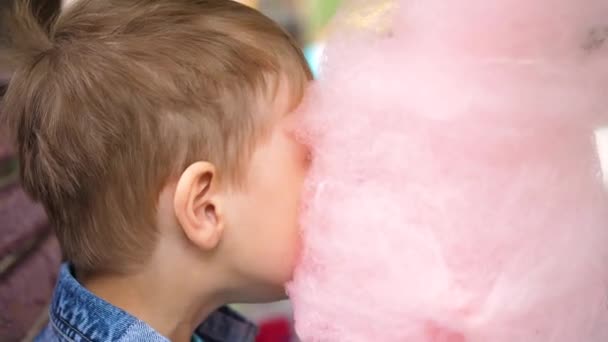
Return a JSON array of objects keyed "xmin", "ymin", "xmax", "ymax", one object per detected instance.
[{"xmin": 1, "ymin": 0, "xmax": 312, "ymax": 341}]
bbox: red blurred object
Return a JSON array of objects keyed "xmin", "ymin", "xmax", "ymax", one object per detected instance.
[{"xmin": 256, "ymin": 317, "xmax": 292, "ymax": 342}]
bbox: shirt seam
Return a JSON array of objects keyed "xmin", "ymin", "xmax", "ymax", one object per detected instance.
[
  {"xmin": 49, "ymin": 314, "xmax": 76, "ymax": 342},
  {"xmin": 50, "ymin": 310, "xmax": 94, "ymax": 342}
]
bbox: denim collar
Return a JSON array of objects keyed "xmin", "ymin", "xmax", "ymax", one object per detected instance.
[{"xmin": 48, "ymin": 263, "xmax": 257, "ymax": 342}]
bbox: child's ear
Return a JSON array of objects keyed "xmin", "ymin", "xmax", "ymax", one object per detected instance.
[{"xmin": 174, "ymin": 161, "xmax": 224, "ymax": 250}]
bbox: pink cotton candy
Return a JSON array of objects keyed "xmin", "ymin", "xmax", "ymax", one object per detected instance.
[{"xmin": 288, "ymin": 1, "xmax": 608, "ymax": 341}]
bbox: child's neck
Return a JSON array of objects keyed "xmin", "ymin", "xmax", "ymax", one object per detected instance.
[{"xmin": 80, "ymin": 262, "xmax": 226, "ymax": 342}]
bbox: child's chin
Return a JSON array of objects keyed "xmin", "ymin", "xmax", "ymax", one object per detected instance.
[
  {"xmin": 269, "ymin": 290, "xmax": 289, "ymax": 302},
  {"xmin": 264, "ymin": 280, "xmax": 289, "ymax": 300},
  {"xmin": 243, "ymin": 284, "xmax": 288, "ymax": 303}
]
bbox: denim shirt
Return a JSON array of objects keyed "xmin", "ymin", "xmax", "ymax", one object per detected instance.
[{"xmin": 35, "ymin": 263, "xmax": 258, "ymax": 342}]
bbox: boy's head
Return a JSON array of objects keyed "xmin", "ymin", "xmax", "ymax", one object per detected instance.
[{"xmin": 2, "ymin": 0, "xmax": 312, "ymax": 299}]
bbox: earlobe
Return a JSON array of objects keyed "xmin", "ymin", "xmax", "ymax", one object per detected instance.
[{"xmin": 174, "ymin": 161, "xmax": 224, "ymax": 250}]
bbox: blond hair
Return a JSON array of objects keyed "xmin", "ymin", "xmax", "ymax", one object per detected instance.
[{"xmin": 1, "ymin": 0, "xmax": 312, "ymax": 274}]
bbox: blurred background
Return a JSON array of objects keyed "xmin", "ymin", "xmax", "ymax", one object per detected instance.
[
  {"xmin": 250, "ymin": 0, "xmax": 341, "ymax": 77},
  {"xmin": 0, "ymin": 0, "xmax": 341, "ymax": 341}
]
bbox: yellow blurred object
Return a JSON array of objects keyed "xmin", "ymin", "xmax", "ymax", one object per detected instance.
[
  {"xmin": 235, "ymin": 0, "xmax": 258, "ymax": 8},
  {"xmin": 342, "ymin": 0, "xmax": 396, "ymax": 33}
]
